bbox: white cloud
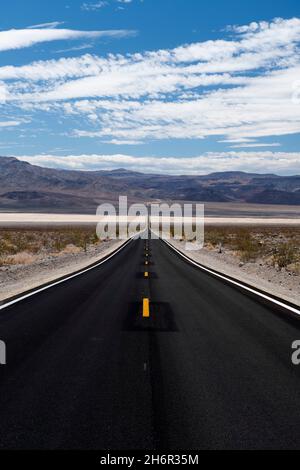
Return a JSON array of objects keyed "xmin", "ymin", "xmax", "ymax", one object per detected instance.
[
  {"xmin": 27, "ymin": 21, "xmax": 65, "ymax": 29},
  {"xmin": 67, "ymin": 65, "xmax": 300, "ymax": 142},
  {"xmin": 0, "ymin": 17, "xmax": 300, "ymax": 148},
  {"xmin": 81, "ymin": 1, "xmax": 108, "ymax": 11},
  {"xmin": 16, "ymin": 151, "xmax": 300, "ymax": 175},
  {"xmin": 54, "ymin": 44, "xmax": 94, "ymax": 53},
  {"xmin": 0, "ymin": 82, "xmax": 8, "ymax": 102},
  {"xmin": 103, "ymin": 139, "xmax": 144, "ymax": 145},
  {"xmin": 229, "ymin": 143, "xmax": 281, "ymax": 148},
  {"xmin": 0, "ymin": 120, "xmax": 23, "ymax": 128},
  {"xmin": 0, "ymin": 27, "xmax": 135, "ymax": 52}
]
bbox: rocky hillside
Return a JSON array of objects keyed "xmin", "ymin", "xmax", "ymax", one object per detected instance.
[{"xmin": 0, "ymin": 157, "xmax": 299, "ymax": 212}]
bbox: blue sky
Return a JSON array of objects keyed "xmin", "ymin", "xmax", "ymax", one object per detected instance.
[{"xmin": 0, "ymin": 0, "xmax": 300, "ymax": 174}]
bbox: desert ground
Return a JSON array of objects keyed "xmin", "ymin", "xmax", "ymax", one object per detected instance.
[
  {"xmin": 0, "ymin": 226, "xmax": 122, "ymax": 302},
  {"xmin": 170, "ymin": 225, "xmax": 300, "ymax": 306}
]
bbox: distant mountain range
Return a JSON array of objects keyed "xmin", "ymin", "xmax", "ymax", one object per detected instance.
[{"xmin": 0, "ymin": 156, "xmax": 300, "ymax": 212}]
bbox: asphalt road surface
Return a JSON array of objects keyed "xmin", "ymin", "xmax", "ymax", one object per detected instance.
[{"xmin": 0, "ymin": 237, "xmax": 300, "ymax": 450}]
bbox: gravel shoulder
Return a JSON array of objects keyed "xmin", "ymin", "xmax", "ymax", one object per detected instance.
[
  {"xmin": 0, "ymin": 239, "xmax": 123, "ymax": 303},
  {"xmin": 168, "ymin": 239, "xmax": 300, "ymax": 307}
]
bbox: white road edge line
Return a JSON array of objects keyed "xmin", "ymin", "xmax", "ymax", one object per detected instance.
[
  {"xmin": 162, "ymin": 238, "xmax": 300, "ymax": 317},
  {"xmin": 0, "ymin": 236, "xmax": 135, "ymax": 312}
]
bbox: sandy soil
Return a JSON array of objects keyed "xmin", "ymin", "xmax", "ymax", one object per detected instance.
[
  {"xmin": 168, "ymin": 239, "xmax": 300, "ymax": 307},
  {"xmin": 0, "ymin": 239, "xmax": 122, "ymax": 303}
]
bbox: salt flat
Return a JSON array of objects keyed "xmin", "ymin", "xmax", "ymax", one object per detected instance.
[{"xmin": 0, "ymin": 213, "xmax": 299, "ymax": 226}]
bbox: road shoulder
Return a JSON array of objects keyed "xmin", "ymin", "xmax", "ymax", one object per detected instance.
[
  {"xmin": 166, "ymin": 238, "xmax": 300, "ymax": 307},
  {"xmin": 0, "ymin": 239, "xmax": 124, "ymax": 304}
]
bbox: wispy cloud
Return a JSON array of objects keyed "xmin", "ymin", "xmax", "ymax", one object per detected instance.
[
  {"xmin": 54, "ymin": 43, "xmax": 94, "ymax": 53},
  {"xmin": 26, "ymin": 21, "xmax": 65, "ymax": 29},
  {"xmin": 81, "ymin": 1, "xmax": 108, "ymax": 11},
  {"xmin": 229, "ymin": 143, "xmax": 281, "ymax": 149},
  {"xmin": 17, "ymin": 151, "xmax": 300, "ymax": 175},
  {"xmin": 1, "ymin": 18, "xmax": 299, "ymax": 148},
  {"xmin": 0, "ymin": 27, "xmax": 136, "ymax": 52},
  {"xmin": 81, "ymin": 0, "xmax": 134, "ymax": 11},
  {"xmin": 0, "ymin": 120, "xmax": 24, "ymax": 128}
]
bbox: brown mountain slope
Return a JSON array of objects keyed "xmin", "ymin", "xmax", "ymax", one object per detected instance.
[{"xmin": 0, "ymin": 157, "xmax": 299, "ymax": 212}]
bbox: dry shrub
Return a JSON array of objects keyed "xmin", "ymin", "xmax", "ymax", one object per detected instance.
[
  {"xmin": 4, "ymin": 252, "xmax": 38, "ymax": 266},
  {"xmin": 0, "ymin": 226, "xmax": 101, "ymax": 258},
  {"xmin": 205, "ymin": 228, "xmax": 229, "ymax": 247},
  {"xmin": 233, "ymin": 229, "xmax": 262, "ymax": 262},
  {"xmin": 287, "ymin": 263, "xmax": 300, "ymax": 275},
  {"xmin": 272, "ymin": 243, "xmax": 298, "ymax": 268},
  {"xmin": 60, "ymin": 244, "xmax": 82, "ymax": 255},
  {"xmin": 204, "ymin": 225, "xmax": 300, "ymax": 267}
]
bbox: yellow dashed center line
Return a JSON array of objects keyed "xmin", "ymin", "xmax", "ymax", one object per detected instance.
[
  {"xmin": 142, "ymin": 243, "xmax": 151, "ymax": 318},
  {"xmin": 143, "ymin": 298, "xmax": 150, "ymax": 318}
]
